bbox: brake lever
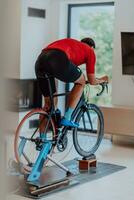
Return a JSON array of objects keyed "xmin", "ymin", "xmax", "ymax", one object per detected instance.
[
  {"xmin": 97, "ymin": 84, "xmax": 104, "ymax": 96},
  {"xmin": 106, "ymin": 83, "xmax": 108, "ymax": 93},
  {"xmin": 96, "ymin": 82, "xmax": 108, "ymax": 96}
]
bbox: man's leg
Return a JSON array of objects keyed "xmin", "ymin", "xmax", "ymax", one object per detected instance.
[
  {"xmin": 67, "ymin": 73, "xmax": 85, "ymax": 108},
  {"xmin": 42, "ymin": 78, "xmax": 58, "ymax": 111},
  {"xmin": 39, "ymin": 78, "xmax": 58, "ymax": 135},
  {"xmin": 61, "ymin": 73, "xmax": 85, "ymax": 127}
]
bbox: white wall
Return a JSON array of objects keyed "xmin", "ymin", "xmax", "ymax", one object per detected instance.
[
  {"xmin": 20, "ymin": 0, "xmax": 51, "ymax": 79},
  {"xmin": 2, "ymin": 0, "xmax": 51, "ymax": 79},
  {"xmin": 112, "ymin": 0, "xmax": 134, "ymax": 107},
  {"xmin": 2, "ymin": 0, "xmax": 21, "ymax": 78},
  {"xmin": 0, "ymin": 1, "xmax": 7, "ymax": 197}
]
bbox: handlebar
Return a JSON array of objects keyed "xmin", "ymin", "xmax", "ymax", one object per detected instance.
[
  {"xmin": 53, "ymin": 81, "xmax": 108, "ymax": 98},
  {"xmin": 85, "ymin": 81, "xmax": 108, "ymax": 96}
]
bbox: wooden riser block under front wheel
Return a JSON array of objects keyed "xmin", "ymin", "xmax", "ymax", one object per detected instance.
[{"xmin": 79, "ymin": 159, "xmax": 97, "ymax": 171}]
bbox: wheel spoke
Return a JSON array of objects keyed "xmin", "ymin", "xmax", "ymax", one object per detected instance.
[
  {"xmin": 86, "ymin": 110, "xmax": 94, "ymax": 130},
  {"xmin": 18, "ymin": 137, "xmax": 27, "ymax": 157},
  {"xmin": 82, "ymin": 114, "xmax": 86, "ymax": 130},
  {"xmin": 22, "ymin": 152, "xmax": 32, "ymax": 166}
]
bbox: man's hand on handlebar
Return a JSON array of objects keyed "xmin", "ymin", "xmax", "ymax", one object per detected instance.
[
  {"xmin": 86, "ymin": 74, "xmax": 109, "ymax": 96},
  {"xmin": 96, "ymin": 75, "xmax": 109, "ymax": 84},
  {"xmin": 87, "ymin": 74, "xmax": 109, "ymax": 85}
]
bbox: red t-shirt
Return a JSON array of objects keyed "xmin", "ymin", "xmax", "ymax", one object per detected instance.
[{"xmin": 43, "ymin": 38, "xmax": 96, "ymax": 74}]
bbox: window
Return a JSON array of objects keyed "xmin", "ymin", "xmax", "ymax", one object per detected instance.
[{"xmin": 67, "ymin": 2, "xmax": 114, "ymax": 106}]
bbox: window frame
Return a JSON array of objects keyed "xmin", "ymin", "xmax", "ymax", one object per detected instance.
[{"xmin": 65, "ymin": 2, "xmax": 114, "ymax": 104}]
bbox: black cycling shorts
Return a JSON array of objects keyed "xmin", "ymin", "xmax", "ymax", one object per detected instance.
[{"xmin": 35, "ymin": 49, "xmax": 82, "ymax": 97}]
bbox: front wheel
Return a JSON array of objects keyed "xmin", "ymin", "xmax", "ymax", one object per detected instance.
[{"xmin": 73, "ymin": 104, "xmax": 104, "ymax": 158}]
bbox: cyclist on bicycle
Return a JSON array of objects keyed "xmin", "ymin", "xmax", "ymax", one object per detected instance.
[{"xmin": 35, "ymin": 38, "xmax": 109, "ymax": 128}]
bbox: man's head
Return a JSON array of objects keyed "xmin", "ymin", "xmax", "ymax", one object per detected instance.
[{"xmin": 81, "ymin": 37, "xmax": 95, "ymax": 49}]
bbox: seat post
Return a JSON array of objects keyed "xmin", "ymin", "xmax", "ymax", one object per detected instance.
[{"xmin": 45, "ymin": 74, "xmax": 55, "ymax": 112}]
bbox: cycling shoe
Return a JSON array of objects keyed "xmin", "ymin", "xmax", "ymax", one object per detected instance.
[{"xmin": 60, "ymin": 117, "xmax": 79, "ymax": 128}]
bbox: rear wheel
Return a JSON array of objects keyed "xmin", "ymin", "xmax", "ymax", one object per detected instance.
[
  {"xmin": 14, "ymin": 109, "xmax": 56, "ymax": 172},
  {"xmin": 73, "ymin": 104, "xmax": 104, "ymax": 157}
]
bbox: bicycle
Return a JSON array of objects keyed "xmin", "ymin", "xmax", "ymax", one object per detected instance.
[{"xmin": 14, "ymin": 74, "xmax": 108, "ymax": 182}]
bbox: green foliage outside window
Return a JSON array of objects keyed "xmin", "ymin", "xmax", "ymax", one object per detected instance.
[{"xmin": 79, "ymin": 10, "xmax": 114, "ymax": 106}]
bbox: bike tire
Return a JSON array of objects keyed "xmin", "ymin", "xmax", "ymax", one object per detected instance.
[
  {"xmin": 73, "ymin": 103, "xmax": 104, "ymax": 157},
  {"xmin": 14, "ymin": 108, "xmax": 56, "ymax": 172}
]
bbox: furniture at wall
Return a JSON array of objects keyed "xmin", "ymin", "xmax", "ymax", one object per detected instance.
[{"xmin": 100, "ymin": 105, "xmax": 134, "ymax": 136}]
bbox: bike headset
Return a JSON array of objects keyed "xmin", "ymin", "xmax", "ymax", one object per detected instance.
[{"xmin": 81, "ymin": 37, "xmax": 96, "ymax": 49}]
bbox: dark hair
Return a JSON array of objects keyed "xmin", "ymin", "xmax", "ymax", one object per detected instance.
[{"xmin": 81, "ymin": 37, "xmax": 95, "ymax": 49}]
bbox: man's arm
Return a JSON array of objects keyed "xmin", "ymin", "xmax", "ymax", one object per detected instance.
[{"xmin": 87, "ymin": 73, "xmax": 109, "ymax": 85}]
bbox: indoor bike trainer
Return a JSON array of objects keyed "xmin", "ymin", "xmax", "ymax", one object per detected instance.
[{"xmin": 13, "ymin": 74, "xmax": 108, "ymax": 197}]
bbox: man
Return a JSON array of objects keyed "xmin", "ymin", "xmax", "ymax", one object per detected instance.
[{"xmin": 35, "ymin": 38, "xmax": 108, "ymax": 128}]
